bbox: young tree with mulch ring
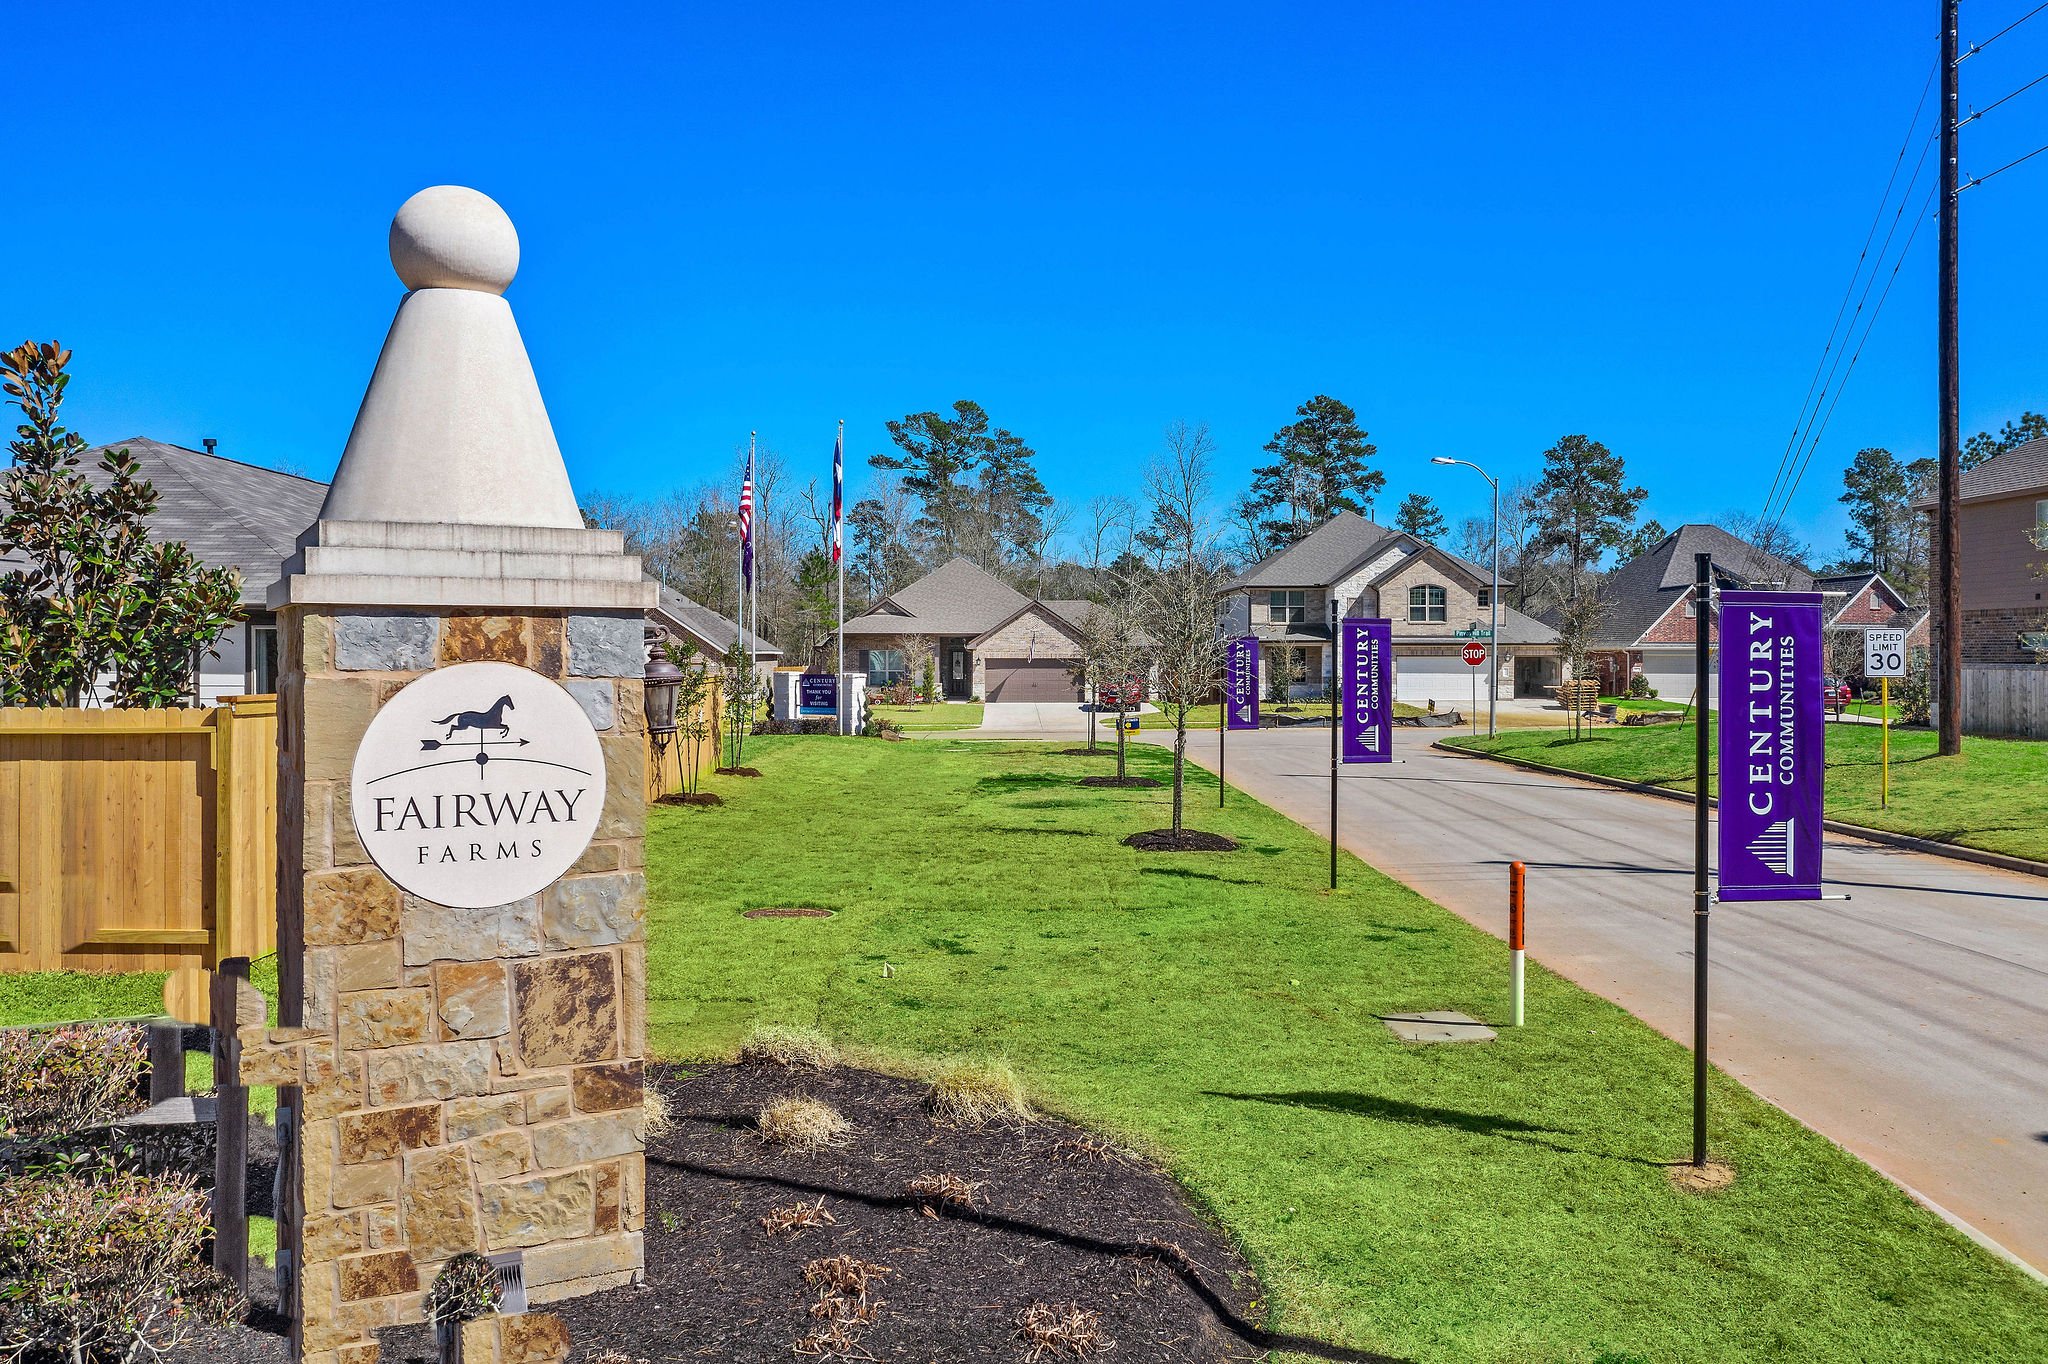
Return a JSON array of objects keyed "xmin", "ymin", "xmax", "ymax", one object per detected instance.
[
  {"xmin": 717, "ymin": 635, "xmax": 763, "ymax": 773},
  {"xmin": 1071, "ymin": 586, "xmax": 1149, "ymax": 785},
  {"xmin": 1127, "ymin": 423, "xmax": 1236, "ymax": 850}
]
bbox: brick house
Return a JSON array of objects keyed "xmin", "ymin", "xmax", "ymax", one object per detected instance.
[
  {"xmin": 1218, "ymin": 510, "xmax": 1561, "ymax": 706},
  {"xmin": 1581, "ymin": 524, "xmax": 1929, "ymax": 703},
  {"xmin": 838, "ymin": 557, "xmax": 1094, "ymax": 701},
  {"xmin": 1916, "ymin": 438, "xmax": 2048, "ymax": 663}
]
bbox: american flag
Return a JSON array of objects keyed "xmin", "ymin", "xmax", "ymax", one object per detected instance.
[
  {"xmin": 831, "ymin": 425, "xmax": 844, "ymax": 565},
  {"xmin": 739, "ymin": 462, "xmax": 754, "ymax": 588}
]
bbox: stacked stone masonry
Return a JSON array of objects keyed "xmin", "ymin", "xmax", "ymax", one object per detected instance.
[{"xmin": 253, "ymin": 607, "xmax": 647, "ymax": 1364}]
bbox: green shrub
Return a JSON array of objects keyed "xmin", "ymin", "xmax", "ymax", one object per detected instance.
[
  {"xmin": 0, "ymin": 1157, "xmax": 237, "ymax": 1360},
  {"xmin": 0, "ymin": 1024, "xmax": 146, "ymax": 1138},
  {"xmin": 1625, "ymin": 673, "xmax": 1655, "ymax": 699}
]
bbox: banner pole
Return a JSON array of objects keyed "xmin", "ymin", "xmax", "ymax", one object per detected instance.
[
  {"xmin": 1881, "ymin": 675, "xmax": 1890, "ymax": 809},
  {"xmin": 836, "ymin": 419, "xmax": 846, "ymax": 736},
  {"xmin": 1330, "ymin": 642, "xmax": 1340, "ymax": 892},
  {"xmin": 1219, "ymin": 683, "xmax": 1227, "ymax": 807},
  {"xmin": 1692, "ymin": 551, "xmax": 1712, "ymax": 1169}
]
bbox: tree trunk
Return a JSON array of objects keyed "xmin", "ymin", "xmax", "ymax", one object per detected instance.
[
  {"xmin": 1115, "ymin": 710, "xmax": 1128, "ymax": 780},
  {"xmin": 1172, "ymin": 719, "xmax": 1187, "ymax": 834}
]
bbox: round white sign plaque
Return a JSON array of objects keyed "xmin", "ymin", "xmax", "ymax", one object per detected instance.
[{"xmin": 349, "ymin": 661, "xmax": 606, "ymax": 909}]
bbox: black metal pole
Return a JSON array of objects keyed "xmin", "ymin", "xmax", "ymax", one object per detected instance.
[
  {"xmin": 1937, "ymin": 0, "xmax": 1963, "ymax": 757},
  {"xmin": 1330, "ymin": 643, "xmax": 1340, "ymax": 891},
  {"xmin": 1219, "ymin": 681, "xmax": 1227, "ymax": 807},
  {"xmin": 1692, "ymin": 551, "xmax": 1712, "ymax": 1168}
]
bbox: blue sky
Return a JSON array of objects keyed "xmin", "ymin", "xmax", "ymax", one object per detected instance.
[{"xmin": 10, "ymin": 2, "xmax": 2048, "ymax": 561}]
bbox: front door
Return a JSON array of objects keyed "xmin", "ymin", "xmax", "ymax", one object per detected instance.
[{"xmin": 944, "ymin": 641, "xmax": 971, "ymax": 700}]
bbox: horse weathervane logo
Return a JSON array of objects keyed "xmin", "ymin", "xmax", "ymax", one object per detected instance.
[{"xmin": 418, "ymin": 694, "xmax": 531, "ymax": 774}]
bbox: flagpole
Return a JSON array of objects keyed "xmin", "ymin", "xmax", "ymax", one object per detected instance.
[
  {"xmin": 748, "ymin": 432, "xmax": 759, "ymax": 684},
  {"xmin": 835, "ymin": 418, "xmax": 847, "ymax": 736}
]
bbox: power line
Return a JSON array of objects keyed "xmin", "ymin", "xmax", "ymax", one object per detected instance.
[
  {"xmin": 1959, "ymin": 0, "xmax": 2048, "ymax": 60},
  {"xmin": 1958, "ymin": 67, "xmax": 2048, "ymax": 125},
  {"xmin": 1760, "ymin": 127, "xmax": 1939, "ymax": 533},
  {"xmin": 1962, "ymin": 137, "xmax": 2048, "ymax": 187},
  {"xmin": 1764, "ymin": 182, "xmax": 1940, "ymax": 545},
  {"xmin": 1756, "ymin": 60, "xmax": 1940, "ymax": 531}
]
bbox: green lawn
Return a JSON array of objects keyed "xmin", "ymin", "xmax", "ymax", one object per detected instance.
[
  {"xmin": 1443, "ymin": 721, "xmax": 2048, "ymax": 863},
  {"xmin": 644, "ymin": 736, "xmax": 2048, "ymax": 1364},
  {"xmin": 1602, "ymin": 695, "xmax": 1690, "ymax": 713},
  {"xmin": 871, "ymin": 701, "xmax": 984, "ymax": 731}
]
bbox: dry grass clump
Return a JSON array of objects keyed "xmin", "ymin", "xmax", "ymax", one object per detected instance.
[
  {"xmin": 1041, "ymin": 1133, "xmax": 1128, "ymax": 1164},
  {"xmin": 757, "ymin": 1095, "xmax": 851, "ymax": 1152},
  {"xmin": 760, "ymin": 1197, "xmax": 839, "ymax": 1238},
  {"xmin": 794, "ymin": 1256, "xmax": 891, "ymax": 1359},
  {"xmin": 1016, "ymin": 1301, "xmax": 1112, "ymax": 1360},
  {"xmin": 904, "ymin": 1171, "xmax": 982, "ymax": 1212},
  {"xmin": 639, "ymin": 1083, "xmax": 676, "ymax": 1143},
  {"xmin": 738, "ymin": 1023, "xmax": 840, "ymax": 1070},
  {"xmin": 924, "ymin": 1057, "xmax": 1032, "ymax": 1128}
]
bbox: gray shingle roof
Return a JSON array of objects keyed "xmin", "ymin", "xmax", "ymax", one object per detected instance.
[
  {"xmin": 841, "ymin": 557, "xmax": 1031, "ymax": 637},
  {"xmin": 1227, "ymin": 509, "xmax": 1495, "ymax": 591},
  {"xmin": 29, "ymin": 438, "xmax": 330, "ymax": 607},
  {"xmin": 1958, "ymin": 436, "xmax": 2048, "ymax": 503},
  {"xmin": 651, "ymin": 584, "xmax": 778, "ymax": 658},
  {"xmin": 1593, "ymin": 524, "xmax": 1814, "ymax": 647}
]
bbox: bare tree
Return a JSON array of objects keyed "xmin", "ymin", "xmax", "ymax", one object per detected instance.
[
  {"xmin": 1136, "ymin": 422, "xmax": 1228, "ymax": 838},
  {"xmin": 1073, "ymin": 589, "xmax": 1148, "ymax": 780}
]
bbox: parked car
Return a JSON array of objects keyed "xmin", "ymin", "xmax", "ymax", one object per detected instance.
[
  {"xmin": 1095, "ymin": 676, "xmax": 1148, "ymax": 708},
  {"xmin": 1821, "ymin": 675, "xmax": 1851, "ymax": 716}
]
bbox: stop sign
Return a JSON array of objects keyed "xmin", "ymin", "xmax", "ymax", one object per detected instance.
[{"xmin": 1461, "ymin": 642, "xmax": 1488, "ymax": 667}]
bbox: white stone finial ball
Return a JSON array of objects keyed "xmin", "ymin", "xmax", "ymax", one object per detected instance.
[{"xmin": 388, "ymin": 185, "xmax": 520, "ymax": 294}]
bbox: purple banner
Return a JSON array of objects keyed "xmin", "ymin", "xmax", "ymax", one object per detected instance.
[
  {"xmin": 1718, "ymin": 590, "xmax": 1824, "ymax": 902},
  {"xmin": 1340, "ymin": 618, "xmax": 1393, "ymax": 764},
  {"xmin": 798, "ymin": 674, "xmax": 838, "ymax": 716},
  {"xmin": 1225, "ymin": 636, "xmax": 1260, "ymax": 730}
]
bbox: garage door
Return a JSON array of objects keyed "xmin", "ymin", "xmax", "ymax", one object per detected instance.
[
  {"xmin": 985, "ymin": 658, "xmax": 1079, "ymax": 702},
  {"xmin": 1639, "ymin": 649, "xmax": 1718, "ymax": 708},
  {"xmin": 1392, "ymin": 652, "xmax": 1484, "ymax": 708}
]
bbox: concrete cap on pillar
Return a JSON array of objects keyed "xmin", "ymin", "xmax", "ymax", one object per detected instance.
[{"xmin": 318, "ymin": 186, "xmax": 584, "ymax": 530}]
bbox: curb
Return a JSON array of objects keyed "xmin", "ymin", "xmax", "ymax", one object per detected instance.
[{"xmin": 1430, "ymin": 740, "xmax": 2048, "ymax": 883}]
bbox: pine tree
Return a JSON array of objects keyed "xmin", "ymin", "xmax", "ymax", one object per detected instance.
[
  {"xmin": 1528, "ymin": 434, "xmax": 1646, "ymax": 599},
  {"xmin": 1237, "ymin": 395, "xmax": 1382, "ymax": 550},
  {"xmin": 1393, "ymin": 493, "xmax": 1447, "ymax": 541}
]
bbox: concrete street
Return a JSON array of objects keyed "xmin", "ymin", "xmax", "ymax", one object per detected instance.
[
  {"xmin": 972, "ymin": 700, "xmax": 1152, "ymax": 739},
  {"xmin": 1159, "ymin": 724, "xmax": 2048, "ymax": 1276}
]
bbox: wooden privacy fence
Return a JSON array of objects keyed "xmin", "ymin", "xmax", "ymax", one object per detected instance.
[
  {"xmin": 1958, "ymin": 663, "xmax": 2048, "ymax": 740},
  {"xmin": 0, "ymin": 696, "xmax": 277, "ymax": 975},
  {"xmin": 644, "ymin": 676, "xmax": 724, "ymax": 798}
]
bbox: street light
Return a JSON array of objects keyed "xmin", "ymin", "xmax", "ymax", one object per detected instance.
[{"xmin": 1430, "ymin": 456, "xmax": 1500, "ymax": 739}]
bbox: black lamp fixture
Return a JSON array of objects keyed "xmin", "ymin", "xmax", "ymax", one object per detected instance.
[{"xmin": 643, "ymin": 631, "xmax": 684, "ymax": 795}]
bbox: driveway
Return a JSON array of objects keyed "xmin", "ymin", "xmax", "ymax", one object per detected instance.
[
  {"xmin": 973, "ymin": 701, "xmax": 1152, "ymax": 739},
  {"xmin": 1156, "ymin": 724, "xmax": 2048, "ymax": 1277}
]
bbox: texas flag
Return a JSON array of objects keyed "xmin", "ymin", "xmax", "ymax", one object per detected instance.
[{"xmin": 831, "ymin": 425, "xmax": 844, "ymax": 566}]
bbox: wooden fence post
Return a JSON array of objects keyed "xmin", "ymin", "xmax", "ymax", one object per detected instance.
[
  {"xmin": 148, "ymin": 1021, "xmax": 185, "ymax": 1105},
  {"xmin": 210, "ymin": 956, "xmax": 251, "ymax": 1291}
]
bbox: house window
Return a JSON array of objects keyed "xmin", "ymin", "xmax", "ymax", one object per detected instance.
[
  {"xmin": 250, "ymin": 626, "xmax": 280, "ymax": 693},
  {"xmin": 1266, "ymin": 590, "xmax": 1307, "ymax": 625},
  {"xmin": 864, "ymin": 649, "xmax": 907, "ymax": 686},
  {"xmin": 2037, "ymin": 498, "xmax": 2048, "ymax": 528},
  {"xmin": 1407, "ymin": 585, "xmax": 1447, "ymax": 623},
  {"xmin": 1477, "ymin": 587, "xmax": 1492, "ymax": 609}
]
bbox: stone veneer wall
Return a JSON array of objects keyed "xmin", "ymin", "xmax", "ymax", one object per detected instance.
[{"xmin": 245, "ymin": 606, "xmax": 648, "ymax": 1364}]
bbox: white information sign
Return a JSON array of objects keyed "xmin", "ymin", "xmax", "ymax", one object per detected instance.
[
  {"xmin": 1863, "ymin": 628, "xmax": 1908, "ymax": 679},
  {"xmin": 350, "ymin": 661, "xmax": 605, "ymax": 908}
]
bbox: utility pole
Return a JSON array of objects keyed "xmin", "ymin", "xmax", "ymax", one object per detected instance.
[{"xmin": 1937, "ymin": 0, "xmax": 1963, "ymax": 756}]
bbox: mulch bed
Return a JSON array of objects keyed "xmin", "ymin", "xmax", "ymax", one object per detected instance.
[
  {"xmin": 373, "ymin": 1061, "xmax": 1266, "ymax": 1363},
  {"xmin": 1052, "ymin": 747, "xmax": 1115, "ymax": 757},
  {"xmin": 1122, "ymin": 830, "xmax": 1240, "ymax": 853},
  {"xmin": 654, "ymin": 791, "xmax": 724, "ymax": 806},
  {"xmin": 1078, "ymin": 775, "xmax": 1163, "ymax": 788},
  {"xmin": 715, "ymin": 766, "xmax": 764, "ymax": 777}
]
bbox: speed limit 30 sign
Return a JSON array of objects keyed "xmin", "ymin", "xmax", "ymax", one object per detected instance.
[{"xmin": 1864, "ymin": 627, "xmax": 1907, "ymax": 678}]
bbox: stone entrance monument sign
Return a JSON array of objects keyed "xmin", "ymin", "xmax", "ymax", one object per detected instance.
[{"xmin": 235, "ymin": 185, "xmax": 655, "ymax": 1363}]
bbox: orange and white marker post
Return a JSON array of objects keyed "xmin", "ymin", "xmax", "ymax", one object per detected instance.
[{"xmin": 1509, "ymin": 861, "xmax": 1527, "ymax": 1026}]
